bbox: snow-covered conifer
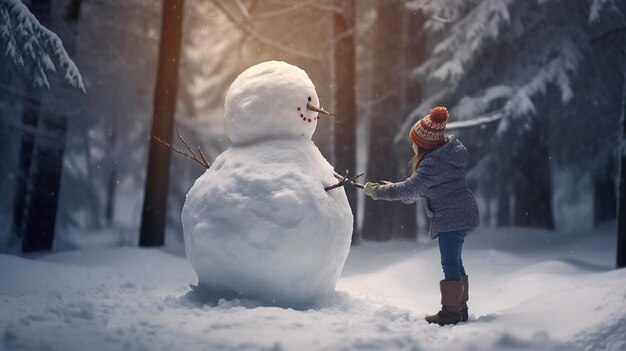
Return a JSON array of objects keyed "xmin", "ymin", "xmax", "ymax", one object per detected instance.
[
  {"xmin": 403, "ymin": 0, "xmax": 624, "ymax": 227},
  {"xmin": 0, "ymin": 0, "xmax": 84, "ymax": 91}
]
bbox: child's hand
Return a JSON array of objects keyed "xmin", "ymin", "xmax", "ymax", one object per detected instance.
[{"xmin": 363, "ymin": 182, "xmax": 379, "ymax": 200}]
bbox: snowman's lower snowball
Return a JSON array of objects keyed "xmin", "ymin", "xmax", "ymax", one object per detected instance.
[{"xmin": 182, "ymin": 139, "xmax": 353, "ymax": 307}]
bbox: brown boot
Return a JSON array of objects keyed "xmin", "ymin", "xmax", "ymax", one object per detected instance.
[
  {"xmin": 425, "ymin": 280, "xmax": 464, "ymax": 326},
  {"xmin": 461, "ymin": 276, "xmax": 469, "ymax": 322}
]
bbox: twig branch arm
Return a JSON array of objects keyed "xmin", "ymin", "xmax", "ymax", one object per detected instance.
[
  {"xmin": 176, "ymin": 128, "xmax": 197, "ymax": 158},
  {"xmin": 197, "ymin": 146, "xmax": 210, "ymax": 167},
  {"xmin": 333, "ymin": 171, "xmax": 365, "ymax": 189},
  {"xmin": 152, "ymin": 130, "xmax": 210, "ymax": 169},
  {"xmin": 326, "ymin": 170, "xmax": 365, "ymax": 192}
]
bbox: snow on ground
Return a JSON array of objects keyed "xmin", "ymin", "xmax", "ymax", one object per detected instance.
[{"xmin": 1, "ymin": 224, "xmax": 625, "ymax": 351}]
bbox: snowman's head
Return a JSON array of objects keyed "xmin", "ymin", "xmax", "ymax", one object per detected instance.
[{"xmin": 225, "ymin": 61, "xmax": 327, "ymax": 145}]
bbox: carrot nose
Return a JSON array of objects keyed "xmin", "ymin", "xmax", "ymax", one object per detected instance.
[{"xmin": 307, "ymin": 102, "xmax": 335, "ymax": 117}]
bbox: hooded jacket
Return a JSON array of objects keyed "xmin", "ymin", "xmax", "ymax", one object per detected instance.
[{"xmin": 375, "ymin": 136, "xmax": 479, "ymax": 239}]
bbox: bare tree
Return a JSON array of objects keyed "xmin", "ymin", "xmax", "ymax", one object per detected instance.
[
  {"xmin": 617, "ymin": 49, "xmax": 626, "ymax": 268},
  {"xmin": 333, "ymin": 0, "xmax": 358, "ymax": 243},
  {"xmin": 397, "ymin": 7, "xmax": 428, "ymax": 240},
  {"xmin": 362, "ymin": 0, "xmax": 415, "ymax": 241},
  {"xmin": 139, "ymin": 0, "xmax": 185, "ymax": 247}
]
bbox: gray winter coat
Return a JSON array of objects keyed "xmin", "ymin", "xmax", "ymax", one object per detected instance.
[{"xmin": 376, "ymin": 136, "xmax": 479, "ymax": 239}]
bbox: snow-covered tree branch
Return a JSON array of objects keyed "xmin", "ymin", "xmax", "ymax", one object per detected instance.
[
  {"xmin": 0, "ymin": 0, "xmax": 85, "ymax": 92},
  {"xmin": 399, "ymin": 0, "xmax": 617, "ymax": 141},
  {"xmin": 445, "ymin": 110, "xmax": 503, "ymax": 131}
]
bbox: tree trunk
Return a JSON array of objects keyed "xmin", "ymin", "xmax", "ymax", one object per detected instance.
[
  {"xmin": 12, "ymin": 96, "xmax": 41, "ymax": 241},
  {"xmin": 593, "ymin": 159, "xmax": 617, "ymax": 225},
  {"xmin": 21, "ymin": 117, "xmax": 68, "ymax": 252},
  {"xmin": 616, "ymin": 49, "xmax": 626, "ymax": 268},
  {"xmin": 393, "ymin": 8, "xmax": 427, "ymax": 240},
  {"xmin": 496, "ymin": 190, "xmax": 511, "ymax": 226},
  {"xmin": 333, "ymin": 0, "xmax": 358, "ymax": 244},
  {"xmin": 139, "ymin": 0, "xmax": 185, "ymax": 247},
  {"xmin": 362, "ymin": 0, "xmax": 408, "ymax": 241},
  {"xmin": 105, "ymin": 168, "xmax": 117, "ymax": 225},
  {"xmin": 513, "ymin": 117, "xmax": 554, "ymax": 229},
  {"xmin": 14, "ymin": 0, "xmax": 76, "ymax": 252},
  {"xmin": 105, "ymin": 121, "xmax": 117, "ymax": 225}
]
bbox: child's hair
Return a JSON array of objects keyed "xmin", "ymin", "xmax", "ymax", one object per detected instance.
[{"xmin": 409, "ymin": 145, "xmax": 435, "ymax": 173}]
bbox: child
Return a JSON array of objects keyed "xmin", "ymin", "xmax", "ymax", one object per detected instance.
[{"xmin": 363, "ymin": 106, "xmax": 479, "ymax": 326}]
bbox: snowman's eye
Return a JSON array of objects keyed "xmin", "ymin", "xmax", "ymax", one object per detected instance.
[{"xmin": 307, "ymin": 97, "xmax": 312, "ymax": 102}]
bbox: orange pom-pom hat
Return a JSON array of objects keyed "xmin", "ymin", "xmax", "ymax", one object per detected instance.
[{"xmin": 409, "ymin": 106, "xmax": 449, "ymax": 149}]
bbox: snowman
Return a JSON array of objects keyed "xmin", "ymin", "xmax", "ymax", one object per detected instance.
[{"xmin": 181, "ymin": 61, "xmax": 354, "ymax": 307}]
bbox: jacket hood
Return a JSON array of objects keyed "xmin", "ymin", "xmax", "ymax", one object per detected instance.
[{"xmin": 427, "ymin": 135, "xmax": 468, "ymax": 169}]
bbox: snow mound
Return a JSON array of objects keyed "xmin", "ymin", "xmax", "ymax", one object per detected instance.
[
  {"xmin": 224, "ymin": 61, "xmax": 320, "ymax": 145},
  {"xmin": 181, "ymin": 139, "xmax": 353, "ymax": 307}
]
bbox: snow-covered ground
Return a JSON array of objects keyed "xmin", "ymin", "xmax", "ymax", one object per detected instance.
[{"xmin": 1, "ymin": 224, "xmax": 625, "ymax": 351}]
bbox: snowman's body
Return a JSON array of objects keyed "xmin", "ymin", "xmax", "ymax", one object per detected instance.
[{"xmin": 182, "ymin": 61, "xmax": 353, "ymax": 307}]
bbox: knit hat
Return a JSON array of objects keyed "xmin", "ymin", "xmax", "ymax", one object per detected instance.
[{"xmin": 409, "ymin": 106, "xmax": 448, "ymax": 149}]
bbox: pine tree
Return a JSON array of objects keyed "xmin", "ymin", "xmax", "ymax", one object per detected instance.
[
  {"xmin": 403, "ymin": 0, "xmax": 621, "ymax": 229},
  {"xmin": 5, "ymin": 0, "xmax": 84, "ymax": 252}
]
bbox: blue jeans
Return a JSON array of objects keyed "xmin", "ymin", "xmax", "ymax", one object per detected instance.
[{"xmin": 437, "ymin": 230, "xmax": 467, "ymax": 281}]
